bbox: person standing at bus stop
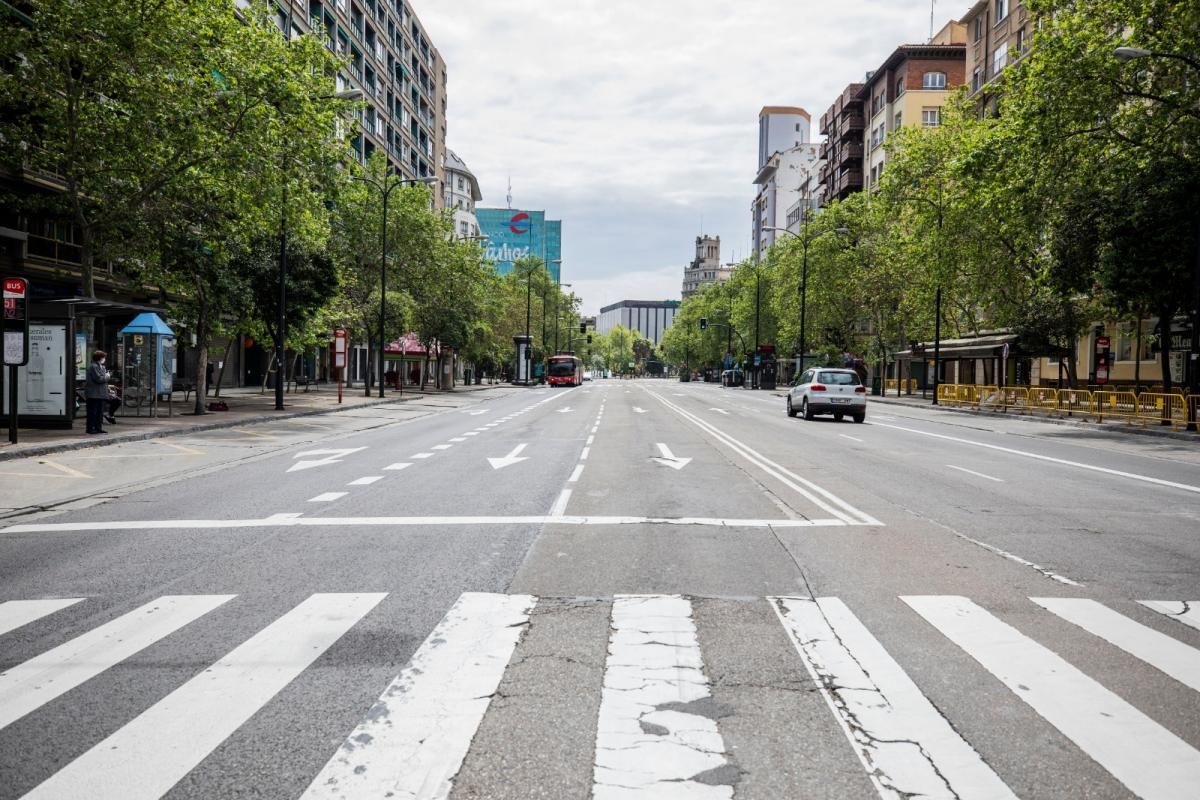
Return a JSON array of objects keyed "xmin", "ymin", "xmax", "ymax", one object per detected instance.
[{"xmin": 85, "ymin": 350, "xmax": 110, "ymax": 434}]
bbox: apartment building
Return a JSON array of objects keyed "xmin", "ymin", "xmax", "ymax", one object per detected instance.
[
  {"xmin": 960, "ymin": 0, "xmax": 1032, "ymax": 112},
  {"xmin": 818, "ymin": 84, "xmax": 865, "ymax": 203},
  {"xmin": 682, "ymin": 235, "xmax": 735, "ymax": 299},
  {"xmin": 270, "ymin": 0, "xmax": 447, "ymax": 202},
  {"xmin": 859, "ymin": 22, "xmax": 967, "ymax": 191},
  {"xmin": 443, "ymin": 149, "xmax": 481, "ymax": 240},
  {"xmin": 753, "ymin": 143, "xmax": 821, "ymax": 259},
  {"xmin": 752, "ymin": 106, "xmax": 811, "ymax": 261}
]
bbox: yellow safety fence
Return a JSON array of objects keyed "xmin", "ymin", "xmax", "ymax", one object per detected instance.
[
  {"xmin": 931, "ymin": 384, "xmax": 1196, "ymax": 431},
  {"xmin": 884, "ymin": 379, "xmax": 920, "ymax": 394}
]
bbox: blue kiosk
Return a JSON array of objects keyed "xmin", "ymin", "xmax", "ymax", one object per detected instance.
[{"xmin": 118, "ymin": 312, "xmax": 176, "ymax": 417}]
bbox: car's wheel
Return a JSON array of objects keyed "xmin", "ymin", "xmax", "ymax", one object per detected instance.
[
  {"xmin": 834, "ymin": 412, "xmax": 844, "ymax": 421},
  {"xmin": 853, "ymin": 412, "xmax": 865, "ymax": 424},
  {"xmin": 802, "ymin": 398, "xmax": 814, "ymax": 420},
  {"xmin": 787, "ymin": 397, "xmax": 796, "ymax": 417}
]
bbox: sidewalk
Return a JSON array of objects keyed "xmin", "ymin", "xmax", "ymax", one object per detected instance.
[
  {"xmin": 1, "ymin": 381, "xmax": 512, "ymax": 462},
  {"xmin": 865, "ymin": 391, "xmax": 1199, "ymax": 443}
]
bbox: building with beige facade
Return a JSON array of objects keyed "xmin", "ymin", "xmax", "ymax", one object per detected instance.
[
  {"xmin": 960, "ymin": 0, "xmax": 1032, "ymax": 112},
  {"xmin": 859, "ymin": 22, "xmax": 967, "ymax": 192},
  {"xmin": 682, "ymin": 235, "xmax": 735, "ymax": 299}
]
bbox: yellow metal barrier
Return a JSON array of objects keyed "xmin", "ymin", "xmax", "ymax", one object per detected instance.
[
  {"xmin": 937, "ymin": 384, "xmax": 958, "ymax": 404},
  {"xmin": 1138, "ymin": 392, "xmax": 1187, "ymax": 430},
  {"xmin": 884, "ymin": 379, "xmax": 898, "ymax": 392},
  {"xmin": 1059, "ymin": 389, "xmax": 1092, "ymax": 417},
  {"xmin": 1029, "ymin": 387, "xmax": 1059, "ymax": 415},
  {"xmin": 1092, "ymin": 390, "xmax": 1140, "ymax": 424}
]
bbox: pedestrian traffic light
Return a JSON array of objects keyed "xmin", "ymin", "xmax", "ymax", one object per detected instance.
[{"xmin": 699, "ymin": 318, "xmax": 707, "ymax": 330}]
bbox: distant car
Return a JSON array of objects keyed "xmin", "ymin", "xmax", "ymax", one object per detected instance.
[
  {"xmin": 787, "ymin": 367, "xmax": 866, "ymax": 422},
  {"xmin": 721, "ymin": 369, "xmax": 744, "ymax": 387},
  {"xmin": 583, "ymin": 370, "xmax": 593, "ymax": 381}
]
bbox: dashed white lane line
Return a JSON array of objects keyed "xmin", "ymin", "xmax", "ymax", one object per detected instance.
[
  {"xmin": 450, "ymin": 437, "xmax": 467, "ymax": 442},
  {"xmin": 463, "ymin": 432, "xmax": 479, "ymax": 436},
  {"xmin": 591, "ymin": 427, "xmax": 598, "ymax": 434},
  {"xmin": 580, "ymin": 447, "xmax": 591, "ymax": 460},
  {"xmin": 839, "ymin": 434, "xmax": 864, "ymax": 443},
  {"xmin": 946, "ymin": 464, "xmax": 1004, "ymax": 483},
  {"xmin": 587, "ymin": 435, "xmax": 595, "ymax": 445},
  {"xmin": 950, "ymin": 530, "xmax": 1082, "ymax": 586},
  {"xmin": 308, "ymin": 492, "xmax": 348, "ymax": 503},
  {"xmin": 348, "ymin": 476, "xmax": 383, "ymax": 486},
  {"xmin": 568, "ymin": 465, "xmax": 585, "ymax": 483},
  {"xmin": 412, "ymin": 453, "xmax": 435, "ymax": 459},
  {"xmin": 384, "ymin": 463, "xmax": 412, "ymax": 471},
  {"xmin": 432, "ymin": 444, "xmax": 453, "ymax": 451}
]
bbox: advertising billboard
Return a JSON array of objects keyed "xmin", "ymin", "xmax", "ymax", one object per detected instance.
[{"xmin": 476, "ymin": 208, "xmax": 562, "ymax": 282}]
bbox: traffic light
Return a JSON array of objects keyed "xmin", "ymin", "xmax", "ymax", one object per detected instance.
[
  {"xmin": 579, "ymin": 322, "xmax": 586, "ymax": 334},
  {"xmin": 699, "ymin": 318, "xmax": 707, "ymax": 330},
  {"xmin": 587, "ymin": 335, "xmax": 592, "ymax": 344}
]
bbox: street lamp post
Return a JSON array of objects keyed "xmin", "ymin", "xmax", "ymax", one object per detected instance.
[
  {"xmin": 1114, "ymin": 45, "xmax": 1200, "ymax": 429},
  {"xmin": 353, "ymin": 173, "xmax": 437, "ymax": 400}
]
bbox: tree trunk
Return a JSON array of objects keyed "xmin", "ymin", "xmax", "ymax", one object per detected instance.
[
  {"xmin": 213, "ymin": 339, "xmax": 234, "ymax": 398},
  {"xmin": 1158, "ymin": 312, "xmax": 1173, "ymax": 424},
  {"xmin": 193, "ymin": 342, "xmax": 208, "ymax": 415},
  {"xmin": 364, "ymin": 333, "xmax": 374, "ymax": 397}
]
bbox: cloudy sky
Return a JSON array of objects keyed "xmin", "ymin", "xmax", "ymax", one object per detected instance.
[{"xmin": 415, "ymin": 1, "xmax": 942, "ymax": 314}]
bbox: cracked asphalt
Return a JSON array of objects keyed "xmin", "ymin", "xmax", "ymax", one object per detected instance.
[{"xmin": 1, "ymin": 379, "xmax": 1198, "ymax": 799}]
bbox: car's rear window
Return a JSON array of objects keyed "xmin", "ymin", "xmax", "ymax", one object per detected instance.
[{"xmin": 819, "ymin": 371, "xmax": 860, "ymax": 385}]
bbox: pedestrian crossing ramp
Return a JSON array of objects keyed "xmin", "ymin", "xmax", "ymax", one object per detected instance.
[{"xmin": 1, "ymin": 592, "xmax": 1198, "ymax": 799}]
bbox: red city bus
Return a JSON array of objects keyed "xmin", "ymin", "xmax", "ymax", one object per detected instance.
[{"xmin": 546, "ymin": 354, "xmax": 584, "ymax": 387}]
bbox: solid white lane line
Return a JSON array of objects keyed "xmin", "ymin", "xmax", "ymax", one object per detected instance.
[
  {"xmin": 347, "ymin": 476, "xmax": 383, "ymax": 486},
  {"xmin": 1141, "ymin": 601, "xmax": 1200, "ymax": 633},
  {"xmin": 308, "ymin": 492, "xmax": 348, "ymax": 503},
  {"xmin": 301, "ymin": 593, "xmax": 534, "ymax": 800},
  {"xmin": 412, "ymin": 452, "xmax": 435, "ymax": 459},
  {"xmin": 580, "ymin": 447, "xmax": 590, "ymax": 460},
  {"xmin": 647, "ymin": 389, "xmax": 880, "ymax": 526},
  {"xmin": 432, "ymin": 444, "xmax": 453, "ymax": 450},
  {"xmin": 549, "ymin": 490, "xmax": 572, "ymax": 518},
  {"xmin": 904, "ymin": 595, "xmax": 1200, "ymax": 799},
  {"xmin": 946, "ymin": 464, "xmax": 1004, "ymax": 483},
  {"xmin": 568, "ymin": 465, "xmax": 585, "ymax": 483},
  {"xmin": 593, "ymin": 595, "xmax": 731, "ymax": 799},
  {"xmin": 951, "ymin": 532, "xmax": 1082, "ymax": 587},
  {"xmin": 839, "ymin": 434, "xmax": 864, "ymax": 443},
  {"xmin": 870, "ymin": 421, "xmax": 1200, "ymax": 495},
  {"xmin": 26, "ymin": 593, "xmax": 385, "ymax": 800},
  {"xmin": 772, "ymin": 597, "xmax": 1016, "ymax": 800},
  {"xmin": 1033, "ymin": 598, "xmax": 1200, "ymax": 693},
  {"xmin": 0, "ymin": 595, "xmax": 234, "ymax": 730},
  {"xmin": 0, "ymin": 598, "xmax": 84, "ymax": 637},
  {"xmin": 384, "ymin": 462, "xmax": 412, "ymax": 471}
]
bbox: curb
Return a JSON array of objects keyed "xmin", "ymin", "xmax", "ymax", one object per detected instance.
[
  {"xmin": 868, "ymin": 396, "xmax": 1199, "ymax": 443},
  {"xmin": 0, "ymin": 385, "xmax": 512, "ymax": 462}
]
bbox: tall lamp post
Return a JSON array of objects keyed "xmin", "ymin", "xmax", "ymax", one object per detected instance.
[
  {"xmin": 1114, "ymin": 45, "xmax": 1200, "ymax": 429},
  {"xmin": 764, "ymin": 220, "xmax": 849, "ymax": 378},
  {"xmin": 352, "ymin": 173, "xmax": 438, "ymax": 399}
]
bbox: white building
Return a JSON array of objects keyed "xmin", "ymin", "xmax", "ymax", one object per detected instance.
[
  {"xmin": 682, "ymin": 235, "xmax": 736, "ymax": 299},
  {"xmin": 443, "ymin": 149, "xmax": 482, "ymax": 239},
  {"xmin": 751, "ymin": 106, "xmax": 818, "ymax": 260},
  {"xmin": 597, "ymin": 300, "xmax": 680, "ymax": 346}
]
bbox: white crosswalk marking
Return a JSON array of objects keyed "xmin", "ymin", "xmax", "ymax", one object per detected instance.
[
  {"xmin": 1141, "ymin": 601, "xmax": 1200, "ymax": 633},
  {"xmin": 25, "ymin": 593, "xmax": 385, "ymax": 800},
  {"xmin": 1034, "ymin": 598, "xmax": 1200, "ymax": 693},
  {"xmin": 904, "ymin": 595, "xmax": 1200, "ymax": 800},
  {"xmin": 771, "ymin": 597, "xmax": 1017, "ymax": 799},
  {"xmin": 0, "ymin": 598, "xmax": 83, "ymax": 637},
  {"xmin": 0, "ymin": 594, "xmax": 233, "ymax": 731},
  {"xmin": 593, "ymin": 595, "xmax": 732, "ymax": 799},
  {"xmin": 301, "ymin": 592, "xmax": 534, "ymax": 800}
]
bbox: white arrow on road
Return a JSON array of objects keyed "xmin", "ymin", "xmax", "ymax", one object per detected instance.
[
  {"xmin": 651, "ymin": 442, "xmax": 692, "ymax": 470},
  {"xmin": 633, "ymin": 407, "xmax": 648, "ymax": 414},
  {"xmin": 557, "ymin": 406, "xmax": 572, "ymax": 413},
  {"xmin": 709, "ymin": 407, "xmax": 730, "ymax": 415},
  {"xmin": 488, "ymin": 443, "xmax": 529, "ymax": 470},
  {"xmin": 287, "ymin": 447, "xmax": 367, "ymax": 473}
]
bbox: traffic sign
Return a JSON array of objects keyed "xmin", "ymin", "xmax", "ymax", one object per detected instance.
[
  {"xmin": 3, "ymin": 277, "xmax": 29, "ymax": 367},
  {"xmin": 333, "ymin": 328, "xmax": 348, "ymax": 369}
]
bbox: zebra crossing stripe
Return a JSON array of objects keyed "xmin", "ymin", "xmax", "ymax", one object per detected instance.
[
  {"xmin": 1141, "ymin": 601, "xmax": 1200, "ymax": 633},
  {"xmin": 0, "ymin": 594, "xmax": 234, "ymax": 731},
  {"xmin": 301, "ymin": 592, "xmax": 534, "ymax": 800},
  {"xmin": 0, "ymin": 598, "xmax": 84, "ymax": 637},
  {"xmin": 903, "ymin": 595, "xmax": 1200, "ymax": 800},
  {"xmin": 1033, "ymin": 598, "xmax": 1200, "ymax": 694},
  {"xmin": 24, "ymin": 593, "xmax": 385, "ymax": 800},
  {"xmin": 593, "ymin": 595, "xmax": 732, "ymax": 799},
  {"xmin": 771, "ymin": 597, "xmax": 1017, "ymax": 800}
]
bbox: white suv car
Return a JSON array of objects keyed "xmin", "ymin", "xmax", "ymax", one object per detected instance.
[{"xmin": 787, "ymin": 368, "xmax": 866, "ymax": 423}]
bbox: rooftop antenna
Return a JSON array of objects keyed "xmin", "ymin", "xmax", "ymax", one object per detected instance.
[
  {"xmin": 506, "ymin": 176, "xmax": 512, "ymax": 209},
  {"xmin": 929, "ymin": 0, "xmax": 935, "ymax": 40}
]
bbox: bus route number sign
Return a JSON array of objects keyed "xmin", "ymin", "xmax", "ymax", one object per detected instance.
[{"xmin": 3, "ymin": 277, "xmax": 29, "ymax": 366}]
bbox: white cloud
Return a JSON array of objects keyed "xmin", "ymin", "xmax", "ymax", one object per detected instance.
[{"xmin": 413, "ymin": 0, "xmax": 939, "ymax": 313}]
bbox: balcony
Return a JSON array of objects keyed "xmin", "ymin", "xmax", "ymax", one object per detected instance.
[
  {"xmin": 835, "ymin": 168, "xmax": 864, "ymax": 197},
  {"xmin": 837, "ymin": 113, "xmax": 864, "ymax": 140},
  {"xmin": 836, "ymin": 141, "xmax": 864, "ymax": 165}
]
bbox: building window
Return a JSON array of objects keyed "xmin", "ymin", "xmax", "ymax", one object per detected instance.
[
  {"xmin": 1116, "ymin": 322, "xmax": 1153, "ymax": 362},
  {"xmin": 995, "ymin": 0, "xmax": 1009, "ymax": 22},
  {"xmin": 457, "ymin": 176, "xmax": 464, "ymax": 190},
  {"xmin": 922, "ymin": 108, "xmax": 941, "ymax": 127},
  {"xmin": 993, "ymin": 45, "xmax": 1008, "ymax": 74},
  {"xmin": 795, "ymin": 123, "xmax": 801, "ymax": 131},
  {"xmin": 972, "ymin": 67, "xmax": 981, "ymax": 93},
  {"xmin": 922, "ymin": 71, "xmax": 947, "ymax": 89},
  {"xmin": 459, "ymin": 221, "xmax": 468, "ymax": 237},
  {"xmin": 894, "ymin": 111, "xmax": 902, "ymax": 130},
  {"xmin": 973, "ymin": 16, "xmax": 984, "ymax": 42},
  {"xmin": 895, "ymin": 78, "xmax": 904, "ymax": 97},
  {"xmin": 1016, "ymin": 27, "xmax": 1026, "ymax": 53}
]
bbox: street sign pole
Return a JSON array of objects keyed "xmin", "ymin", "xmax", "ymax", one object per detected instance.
[
  {"xmin": 3, "ymin": 277, "xmax": 30, "ymax": 444},
  {"xmin": 333, "ymin": 328, "xmax": 348, "ymax": 405}
]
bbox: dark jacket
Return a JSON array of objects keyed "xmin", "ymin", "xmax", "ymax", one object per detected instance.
[{"xmin": 85, "ymin": 362, "xmax": 110, "ymax": 400}]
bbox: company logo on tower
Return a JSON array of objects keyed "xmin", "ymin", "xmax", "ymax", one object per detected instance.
[{"xmin": 508, "ymin": 212, "xmax": 530, "ymax": 234}]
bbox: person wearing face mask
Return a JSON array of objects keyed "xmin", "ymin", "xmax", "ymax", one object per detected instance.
[{"xmin": 85, "ymin": 350, "xmax": 110, "ymax": 434}]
